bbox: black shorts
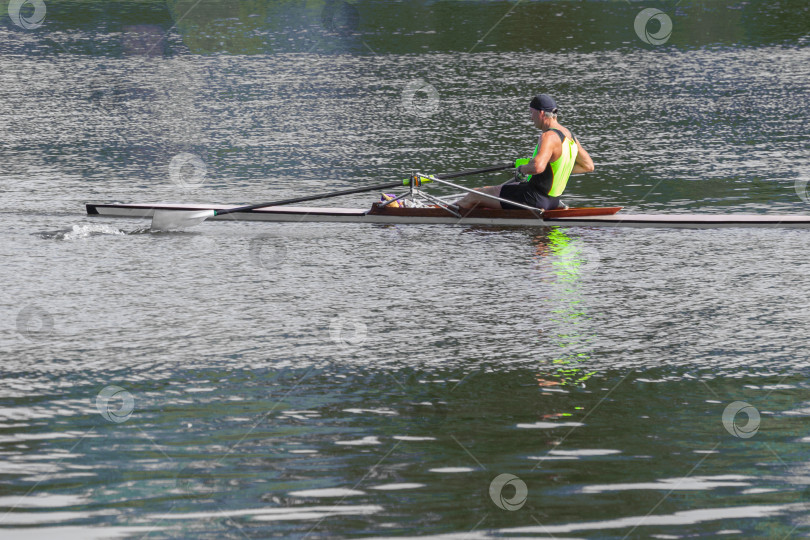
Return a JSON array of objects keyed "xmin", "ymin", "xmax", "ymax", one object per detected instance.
[{"xmin": 498, "ymin": 181, "xmax": 561, "ymax": 210}]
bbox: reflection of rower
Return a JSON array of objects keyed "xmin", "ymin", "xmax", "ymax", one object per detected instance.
[
  {"xmin": 532, "ymin": 228, "xmax": 597, "ymax": 388},
  {"xmin": 455, "ymin": 94, "xmax": 594, "ymax": 211}
]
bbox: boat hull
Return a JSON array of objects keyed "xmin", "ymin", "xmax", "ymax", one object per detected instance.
[{"xmin": 85, "ymin": 203, "xmax": 810, "ymax": 228}]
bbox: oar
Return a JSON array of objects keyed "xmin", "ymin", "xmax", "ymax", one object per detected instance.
[
  {"xmin": 427, "ymin": 163, "xmax": 515, "ymax": 180},
  {"xmin": 151, "ymin": 163, "xmax": 514, "ymax": 231}
]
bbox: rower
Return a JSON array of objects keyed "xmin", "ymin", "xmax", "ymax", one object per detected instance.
[{"xmin": 454, "ymin": 94, "xmax": 594, "ymax": 211}]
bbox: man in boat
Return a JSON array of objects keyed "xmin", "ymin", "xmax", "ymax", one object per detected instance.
[{"xmin": 454, "ymin": 94, "xmax": 594, "ymax": 211}]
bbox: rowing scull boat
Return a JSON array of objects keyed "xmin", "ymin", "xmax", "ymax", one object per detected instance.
[
  {"xmin": 85, "ymin": 167, "xmax": 810, "ymax": 229},
  {"xmin": 85, "ymin": 202, "xmax": 810, "ymax": 229}
]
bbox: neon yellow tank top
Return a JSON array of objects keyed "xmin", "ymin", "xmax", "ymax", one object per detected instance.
[{"xmin": 516, "ymin": 129, "xmax": 578, "ymax": 197}]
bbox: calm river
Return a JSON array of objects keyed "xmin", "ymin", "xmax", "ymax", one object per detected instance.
[{"xmin": 2, "ymin": 1, "xmax": 810, "ymax": 538}]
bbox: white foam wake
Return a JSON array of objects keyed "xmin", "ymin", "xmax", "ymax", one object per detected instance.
[{"xmin": 40, "ymin": 223, "xmax": 126, "ymax": 240}]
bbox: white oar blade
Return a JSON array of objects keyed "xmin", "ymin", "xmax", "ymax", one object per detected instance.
[{"xmin": 151, "ymin": 209, "xmax": 215, "ymax": 231}]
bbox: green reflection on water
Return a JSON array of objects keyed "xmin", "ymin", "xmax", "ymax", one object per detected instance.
[{"xmin": 541, "ymin": 227, "xmax": 596, "ymax": 387}]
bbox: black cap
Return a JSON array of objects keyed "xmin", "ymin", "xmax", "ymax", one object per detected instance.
[{"xmin": 529, "ymin": 93, "xmax": 558, "ymax": 113}]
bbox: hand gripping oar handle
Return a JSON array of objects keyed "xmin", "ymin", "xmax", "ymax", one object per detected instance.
[{"xmin": 212, "ymin": 163, "xmax": 515, "ymax": 216}]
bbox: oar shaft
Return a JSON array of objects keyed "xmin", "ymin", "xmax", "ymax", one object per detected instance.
[
  {"xmin": 215, "ymin": 163, "xmax": 515, "ymax": 215},
  {"xmin": 215, "ymin": 181, "xmax": 403, "ymax": 215},
  {"xmin": 434, "ymin": 163, "xmax": 513, "ymax": 180}
]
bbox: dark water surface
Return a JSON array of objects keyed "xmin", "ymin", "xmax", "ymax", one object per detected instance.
[{"xmin": 2, "ymin": 1, "xmax": 810, "ymax": 538}]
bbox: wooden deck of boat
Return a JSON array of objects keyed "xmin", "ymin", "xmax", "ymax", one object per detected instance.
[{"xmin": 86, "ymin": 202, "xmax": 810, "ymax": 228}]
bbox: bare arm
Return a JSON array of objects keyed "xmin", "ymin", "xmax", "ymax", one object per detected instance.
[
  {"xmin": 571, "ymin": 137, "xmax": 594, "ymax": 174},
  {"xmin": 517, "ymin": 132, "xmax": 557, "ymax": 176}
]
